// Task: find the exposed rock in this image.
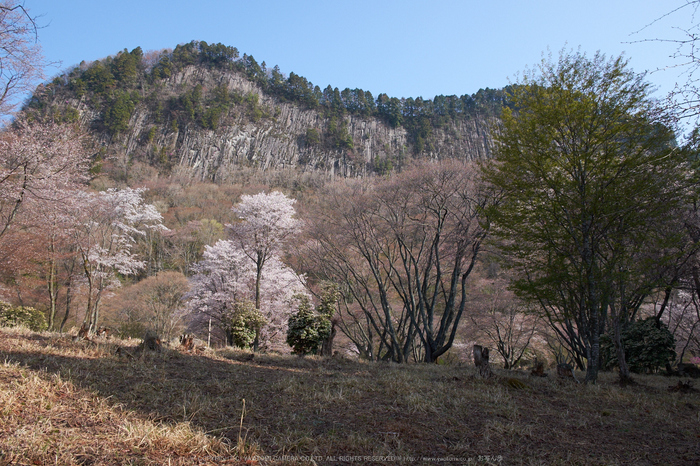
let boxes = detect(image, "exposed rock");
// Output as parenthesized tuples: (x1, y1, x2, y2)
(34, 65, 498, 181)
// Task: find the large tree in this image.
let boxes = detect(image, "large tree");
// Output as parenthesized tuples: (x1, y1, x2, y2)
(306, 162, 490, 363)
(187, 239, 307, 348)
(481, 50, 696, 383)
(228, 191, 300, 348)
(71, 188, 166, 334)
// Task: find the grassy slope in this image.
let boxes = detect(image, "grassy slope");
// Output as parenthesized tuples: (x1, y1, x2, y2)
(0, 327, 698, 466)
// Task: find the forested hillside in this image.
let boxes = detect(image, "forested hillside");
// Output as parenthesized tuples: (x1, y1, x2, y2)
(3, 36, 699, 384)
(22, 41, 505, 179)
(0, 40, 509, 358)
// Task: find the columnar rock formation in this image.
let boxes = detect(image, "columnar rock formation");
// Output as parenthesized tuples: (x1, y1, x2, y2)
(32, 64, 498, 181)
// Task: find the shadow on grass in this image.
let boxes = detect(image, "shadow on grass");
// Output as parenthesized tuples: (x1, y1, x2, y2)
(3, 331, 700, 465)
(0, 333, 461, 459)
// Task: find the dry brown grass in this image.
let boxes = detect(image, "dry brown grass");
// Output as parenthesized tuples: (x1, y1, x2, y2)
(1, 326, 699, 465)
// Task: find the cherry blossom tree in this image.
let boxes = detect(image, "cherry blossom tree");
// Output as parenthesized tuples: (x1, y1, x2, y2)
(187, 239, 308, 349)
(227, 191, 301, 348)
(0, 121, 90, 239)
(70, 188, 166, 334)
(0, 2, 46, 117)
(228, 191, 300, 311)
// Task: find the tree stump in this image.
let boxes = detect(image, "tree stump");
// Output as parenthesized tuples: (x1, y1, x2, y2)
(179, 333, 195, 352)
(556, 363, 580, 382)
(668, 380, 696, 393)
(142, 330, 162, 352)
(115, 331, 162, 360)
(531, 359, 547, 377)
(473, 345, 493, 378)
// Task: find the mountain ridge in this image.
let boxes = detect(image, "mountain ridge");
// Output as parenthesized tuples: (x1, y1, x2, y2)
(23, 41, 504, 180)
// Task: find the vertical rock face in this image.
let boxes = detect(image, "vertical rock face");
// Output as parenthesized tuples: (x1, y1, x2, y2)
(47, 66, 498, 181)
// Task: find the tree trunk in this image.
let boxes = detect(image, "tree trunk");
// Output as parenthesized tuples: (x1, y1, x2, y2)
(473, 345, 493, 378)
(47, 257, 58, 330)
(654, 286, 674, 326)
(586, 338, 600, 383)
(320, 321, 336, 357)
(584, 301, 604, 384)
(82, 258, 94, 332)
(252, 255, 263, 352)
(59, 276, 72, 333)
(613, 318, 632, 383)
(582, 222, 601, 384)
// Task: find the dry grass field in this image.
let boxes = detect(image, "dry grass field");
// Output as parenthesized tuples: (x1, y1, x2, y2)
(0, 326, 698, 466)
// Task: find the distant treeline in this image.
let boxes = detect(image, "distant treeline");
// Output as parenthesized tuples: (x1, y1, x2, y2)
(28, 40, 508, 150)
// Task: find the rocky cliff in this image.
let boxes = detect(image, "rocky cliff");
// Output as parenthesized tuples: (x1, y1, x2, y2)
(26, 45, 500, 182)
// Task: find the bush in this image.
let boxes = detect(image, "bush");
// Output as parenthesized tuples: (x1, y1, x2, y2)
(0, 302, 48, 331)
(286, 295, 331, 355)
(601, 317, 676, 374)
(226, 301, 267, 349)
(117, 321, 147, 339)
(305, 128, 321, 147)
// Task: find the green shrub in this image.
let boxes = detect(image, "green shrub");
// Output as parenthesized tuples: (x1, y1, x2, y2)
(226, 301, 267, 349)
(305, 128, 321, 147)
(0, 302, 48, 331)
(286, 295, 331, 355)
(601, 317, 676, 374)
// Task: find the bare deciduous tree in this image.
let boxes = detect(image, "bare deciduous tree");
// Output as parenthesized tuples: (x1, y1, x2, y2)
(0, 2, 47, 117)
(471, 293, 539, 370)
(632, 1, 700, 122)
(127, 271, 190, 342)
(305, 161, 491, 363)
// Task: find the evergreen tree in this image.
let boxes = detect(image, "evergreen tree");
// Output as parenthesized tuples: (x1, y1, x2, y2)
(286, 294, 331, 355)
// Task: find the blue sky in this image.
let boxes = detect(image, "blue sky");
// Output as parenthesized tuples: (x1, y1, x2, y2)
(25, 1, 692, 103)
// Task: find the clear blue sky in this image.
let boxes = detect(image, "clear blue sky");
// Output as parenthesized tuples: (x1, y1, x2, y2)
(24, 0, 692, 102)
